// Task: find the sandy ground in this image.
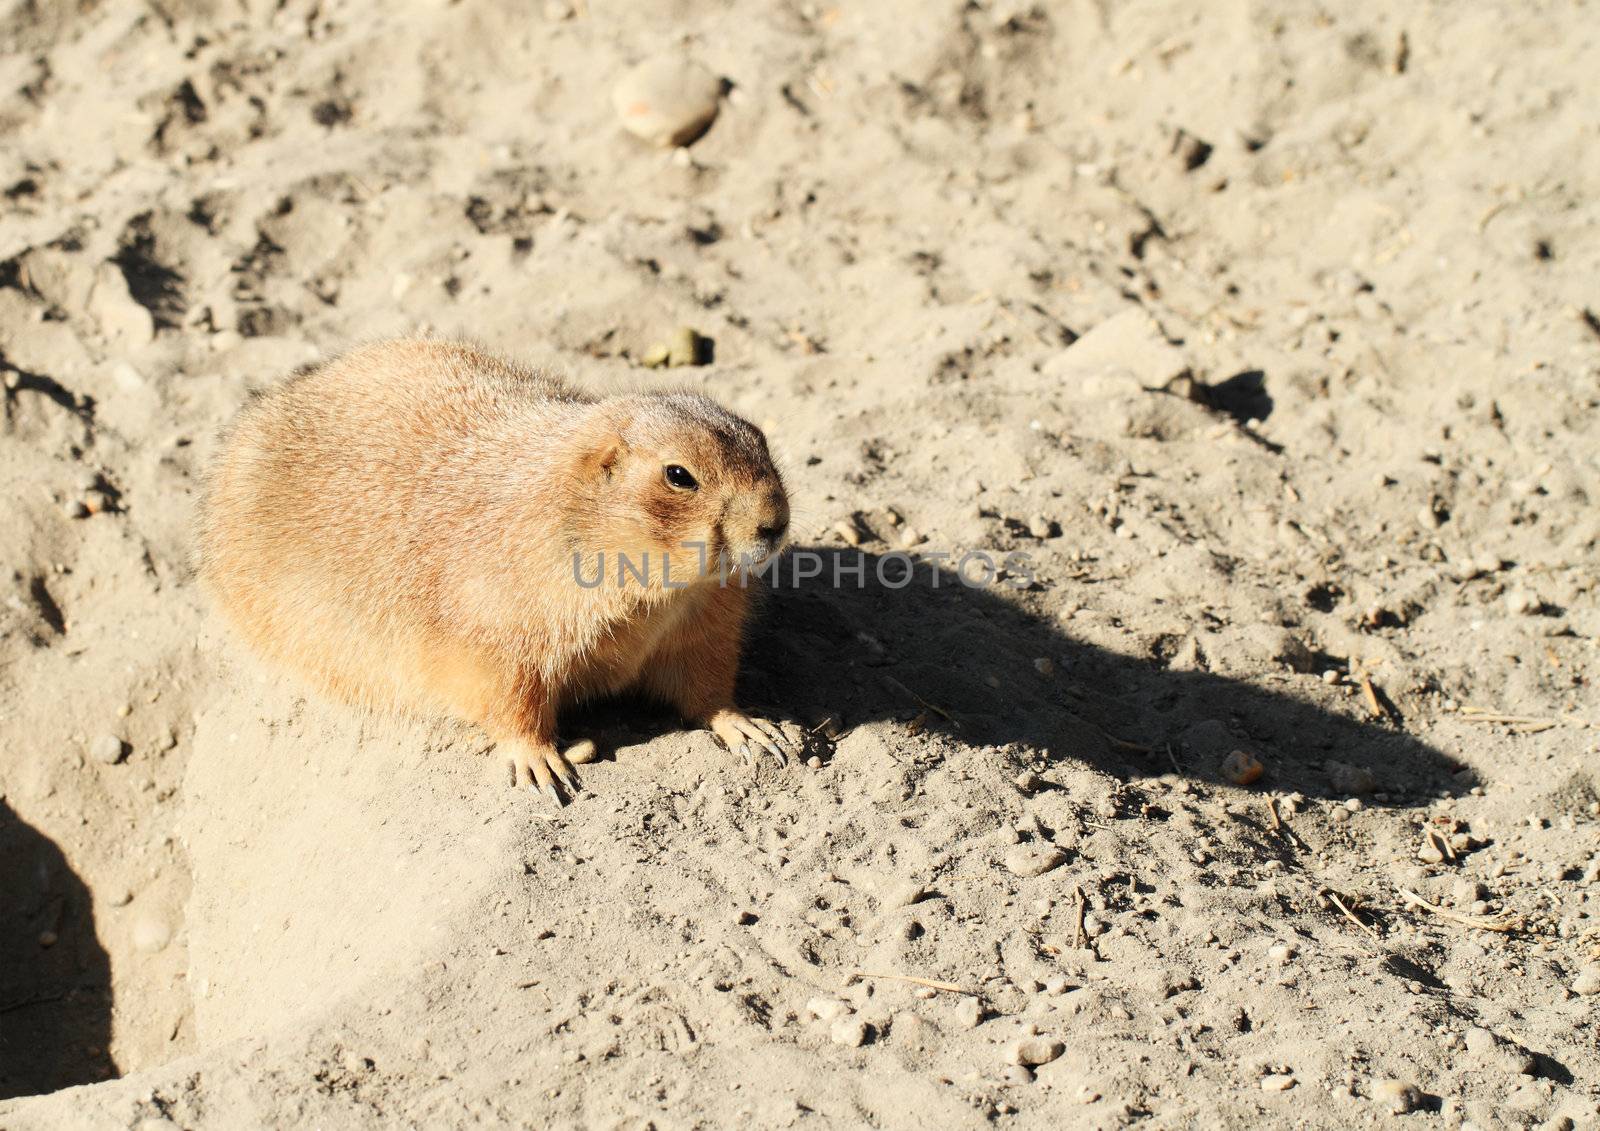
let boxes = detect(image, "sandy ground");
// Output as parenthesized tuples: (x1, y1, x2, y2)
(2, 0, 1598, 1127)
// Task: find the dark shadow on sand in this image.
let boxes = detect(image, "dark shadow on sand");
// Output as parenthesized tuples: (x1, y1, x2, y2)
(729, 548, 1464, 803)
(0, 801, 113, 1099)
(563, 549, 1464, 804)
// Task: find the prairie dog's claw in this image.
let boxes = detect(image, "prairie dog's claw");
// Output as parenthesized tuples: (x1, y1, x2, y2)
(508, 742, 580, 805)
(710, 711, 797, 766)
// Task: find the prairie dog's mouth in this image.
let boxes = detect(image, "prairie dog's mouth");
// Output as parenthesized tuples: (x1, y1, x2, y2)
(723, 539, 783, 572)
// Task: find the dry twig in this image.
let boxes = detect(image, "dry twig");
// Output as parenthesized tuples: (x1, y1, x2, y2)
(1398, 888, 1519, 933)
(851, 971, 980, 997)
(1073, 885, 1091, 950)
(1319, 887, 1383, 943)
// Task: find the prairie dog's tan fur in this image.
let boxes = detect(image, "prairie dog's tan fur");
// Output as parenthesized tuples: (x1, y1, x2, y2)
(199, 338, 795, 800)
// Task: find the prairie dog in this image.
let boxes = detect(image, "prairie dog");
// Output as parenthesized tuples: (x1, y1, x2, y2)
(198, 338, 797, 802)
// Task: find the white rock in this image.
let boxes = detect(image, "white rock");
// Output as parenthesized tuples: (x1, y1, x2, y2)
(1571, 966, 1600, 996)
(1004, 846, 1066, 878)
(89, 733, 126, 765)
(133, 915, 172, 953)
(1260, 1073, 1296, 1092)
(612, 57, 722, 148)
(1373, 1078, 1422, 1114)
(806, 997, 853, 1023)
(1045, 308, 1191, 390)
(1505, 589, 1543, 616)
(830, 1017, 868, 1047)
(881, 882, 927, 910)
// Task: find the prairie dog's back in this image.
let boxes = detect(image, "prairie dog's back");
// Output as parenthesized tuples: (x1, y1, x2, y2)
(199, 338, 589, 710)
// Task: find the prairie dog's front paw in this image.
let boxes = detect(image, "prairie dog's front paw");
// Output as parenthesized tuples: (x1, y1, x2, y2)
(707, 709, 798, 765)
(506, 740, 582, 805)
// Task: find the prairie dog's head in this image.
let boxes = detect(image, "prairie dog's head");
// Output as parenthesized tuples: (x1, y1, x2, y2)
(574, 392, 789, 577)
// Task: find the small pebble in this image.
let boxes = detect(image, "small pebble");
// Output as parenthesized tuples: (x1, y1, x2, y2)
(1221, 749, 1264, 786)
(1003, 846, 1066, 878)
(666, 326, 706, 367)
(1032, 657, 1055, 677)
(1571, 966, 1600, 996)
(1464, 1026, 1536, 1074)
(1008, 1037, 1065, 1067)
(1015, 770, 1044, 794)
(1260, 1073, 1296, 1092)
(133, 915, 172, 954)
(38, 930, 58, 948)
(612, 56, 722, 147)
(1373, 1079, 1422, 1114)
(1028, 514, 1055, 539)
(955, 996, 984, 1029)
(882, 882, 928, 910)
(806, 998, 853, 1023)
(89, 734, 127, 766)
(830, 1017, 869, 1048)
(1504, 589, 1543, 616)
(1327, 761, 1376, 795)
(999, 1065, 1033, 1085)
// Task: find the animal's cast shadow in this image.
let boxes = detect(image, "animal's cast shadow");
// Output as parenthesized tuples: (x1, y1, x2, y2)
(736, 548, 1462, 802)
(568, 548, 1463, 804)
(0, 801, 112, 1099)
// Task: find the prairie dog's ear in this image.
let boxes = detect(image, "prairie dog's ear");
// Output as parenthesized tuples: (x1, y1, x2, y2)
(586, 436, 624, 480)
(576, 405, 631, 481)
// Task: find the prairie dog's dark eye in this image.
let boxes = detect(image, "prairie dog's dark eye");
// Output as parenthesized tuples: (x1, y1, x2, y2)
(664, 464, 698, 491)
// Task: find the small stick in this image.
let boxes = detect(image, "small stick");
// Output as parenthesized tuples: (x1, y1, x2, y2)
(1086, 721, 1152, 755)
(1356, 669, 1385, 720)
(1459, 712, 1561, 726)
(1073, 885, 1090, 949)
(851, 971, 980, 997)
(1320, 888, 1382, 943)
(1397, 888, 1518, 933)
(882, 676, 958, 725)
(1266, 796, 1282, 830)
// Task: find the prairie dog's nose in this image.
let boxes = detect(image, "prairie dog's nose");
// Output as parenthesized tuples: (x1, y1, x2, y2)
(757, 517, 789, 545)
